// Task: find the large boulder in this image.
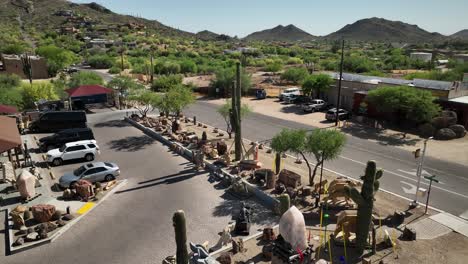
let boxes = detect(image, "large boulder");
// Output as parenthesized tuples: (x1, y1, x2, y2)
(16, 169, 36, 199)
(435, 128, 457, 140)
(449, 124, 466, 138)
(432, 111, 457, 129)
(75, 179, 93, 200)
(32, 204, 56, 223)
(418, 123, 436, 138)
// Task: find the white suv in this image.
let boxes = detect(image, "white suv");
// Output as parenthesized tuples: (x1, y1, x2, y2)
(279, 87, 300, 101)
(47, 140, 100, 166)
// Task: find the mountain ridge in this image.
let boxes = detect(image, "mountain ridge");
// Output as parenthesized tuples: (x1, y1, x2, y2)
(243, 24, 316, 42)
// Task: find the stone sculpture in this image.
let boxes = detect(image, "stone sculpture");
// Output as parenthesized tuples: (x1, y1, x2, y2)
(16, 169, 36, 199)
(278, 206, 307, 251)
(234, 202, 252, 236)
(32, 204, 56, 223)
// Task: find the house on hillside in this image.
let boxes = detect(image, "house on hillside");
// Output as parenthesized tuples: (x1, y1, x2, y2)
(0, 54, 49, 79)
(54, 10, 74, 17)
(410, 52, 432, 62)
(87, 39, 115, 49)
(454, 54, 468, 64)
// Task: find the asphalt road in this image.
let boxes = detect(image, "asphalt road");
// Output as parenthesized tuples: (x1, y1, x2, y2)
(184, 100, 468, 218)
(1, 110, 276, 263)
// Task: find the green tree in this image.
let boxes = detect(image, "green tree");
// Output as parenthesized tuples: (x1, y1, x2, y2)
(127, 90, 160, 117)
(264, 62, 283, 72)
(22, 82, 59, 109)
(179, 59, 198, 74)
(87, 54, 114, 69)
(108, 76, 144, 109)
(0, 74, 23, 108)
(217, 100, 252, 138)
(36, 45, 78, 76)
(366, 86, 441, 124)
(163, 84, 195, 116)
(151, 74, 183, 92)
(210, 67, 252, 95)
(280, 67, 308, 84)
(271, 128, 346, 185)
(68, 71, 104, 88)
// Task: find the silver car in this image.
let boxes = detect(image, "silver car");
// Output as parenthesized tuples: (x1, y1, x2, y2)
(59, 162, 120, 188)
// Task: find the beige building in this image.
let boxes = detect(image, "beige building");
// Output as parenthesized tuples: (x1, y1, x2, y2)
(0, 54, 49, 79)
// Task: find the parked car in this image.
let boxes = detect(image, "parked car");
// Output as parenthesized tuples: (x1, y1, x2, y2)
(47, 140, 100, 166)
(293, 95, 313, 105)
(279, 87, 300, 101)
(325, 108, 351, 121)
(29, 111, 87, 132)
(302, 99, 327, 112)
(255, 89, 267, 99)
(282, 93, 299, 104)
(39, 128, 95, 152)
(58, 162, 120, 189)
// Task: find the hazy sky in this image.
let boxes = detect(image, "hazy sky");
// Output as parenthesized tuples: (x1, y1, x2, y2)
(72, 0, 468, 37)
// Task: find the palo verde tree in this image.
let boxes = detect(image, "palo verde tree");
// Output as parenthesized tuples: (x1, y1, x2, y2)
(127, 90, 160, 118)
(270, 128, 346, 185)
(210, 67, 252, 96)
(161, 84, 195, 117)
(68, 71, 104, 88)
(366, 86, 441, 124)
(217, 100, 252, 138)
(301, 74, 333, 98)
(108, 76, 144, 109)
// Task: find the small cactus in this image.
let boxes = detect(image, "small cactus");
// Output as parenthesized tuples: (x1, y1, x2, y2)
(345, 160, 383, 255)
(278, 193, 290, 216)
(173, 210, 188, 264)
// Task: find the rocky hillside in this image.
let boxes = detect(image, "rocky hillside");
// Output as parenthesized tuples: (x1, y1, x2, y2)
(244, 24, 316, 42)
(0, 0, 193, 38)
(451, 30, 468, 40)
(195, 30, 231, 41)
(325, 17, 446, 43)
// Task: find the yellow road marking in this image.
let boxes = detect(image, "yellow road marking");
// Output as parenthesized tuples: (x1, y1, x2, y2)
(77, 202, 95, 215)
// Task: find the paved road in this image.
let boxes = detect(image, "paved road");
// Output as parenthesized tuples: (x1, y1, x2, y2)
(184, 100, 468, 218)
(1, 110, 276, 263)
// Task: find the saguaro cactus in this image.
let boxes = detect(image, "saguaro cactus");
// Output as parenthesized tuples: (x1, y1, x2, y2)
(344, 160, 383, 254)
(21, 54, 33, 85)
(173, 210, 188, 264)
(278, 193, 291, 216)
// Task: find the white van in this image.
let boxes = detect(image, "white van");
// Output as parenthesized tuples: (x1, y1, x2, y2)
(279, 87, 301, 101)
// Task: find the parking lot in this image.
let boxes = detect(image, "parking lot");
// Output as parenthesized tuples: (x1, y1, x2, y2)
(1, 110, 276, 263)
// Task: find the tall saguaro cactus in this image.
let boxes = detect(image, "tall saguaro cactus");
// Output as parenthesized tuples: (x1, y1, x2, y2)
(173, 210, 189, 264)
(22, 54, 33, 85)
(344, 160, 383, 254)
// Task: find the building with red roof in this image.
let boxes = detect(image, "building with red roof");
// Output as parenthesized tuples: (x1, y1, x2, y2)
(65, 85, 114, 108)
(0, 104, 18, 115)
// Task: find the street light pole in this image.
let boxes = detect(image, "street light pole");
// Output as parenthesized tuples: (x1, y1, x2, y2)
(411, 137, 433, 207)
(335, 39, 345, 127)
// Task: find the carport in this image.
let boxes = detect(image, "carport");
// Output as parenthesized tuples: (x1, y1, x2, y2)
(66, 85, 114, 109)
(0, 116, 22, 168)
(0, 104, 18, 115)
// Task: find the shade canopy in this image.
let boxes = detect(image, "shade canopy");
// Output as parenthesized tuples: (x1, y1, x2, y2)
(66, 85, 113, 98)
(0, 116, 22, 153)
(0, 104, 18, 114)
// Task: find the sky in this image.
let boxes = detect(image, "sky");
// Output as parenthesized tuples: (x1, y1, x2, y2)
(72, 0, 468, 37)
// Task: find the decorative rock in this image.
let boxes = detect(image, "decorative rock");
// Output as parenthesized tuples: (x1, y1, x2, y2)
(278, 169, 301, 188)
(27, 227, 34, 234)
(302, 186, 313, 196)
(17, 169, 37, 199)
(75, 179, 94, 200)
(435, 128, 457, 140)
(15, 228, 27, 236)
(216, 253, 231, 264)
(362, 258, 372, 264)
(279, 206, 307, 251)
(258, 144, 264, 150)
(9, 211, 25, 229)
(218, 133, 224, 137)
(32, 204, 56, 223)
(449, 124, 466, 138)
(262, 244, 273, 260)
(36, 222, 57, 233)
(20, 225, 28, 231)
(213, 128, 219, 133)
(25, 232, 38, 242)
(62, 188, 74, 199)
(231, 239, 244, 254)
(13, 237, 24, 247)
(38, 230, 48, 239)
(51, 210, 63, 221)
(56, 219, 67, 227)
(62, 214, 74, 221)
(23, 210, 32, 221)
(262, 227, 276, 241)
(402, 227, 417, 241)
(266, 149, 272, 154)
(216, 140, 228, 156)
(418, 123, 436, 138)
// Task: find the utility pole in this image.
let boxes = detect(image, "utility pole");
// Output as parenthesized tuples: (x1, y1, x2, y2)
(335, 38, 345, 126)
(410, 137, 433, 208)
(234, 62, 242, 161)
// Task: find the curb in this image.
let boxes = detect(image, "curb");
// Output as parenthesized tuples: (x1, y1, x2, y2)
(6, 179, 128, 255)
(125, 117, 280, 210)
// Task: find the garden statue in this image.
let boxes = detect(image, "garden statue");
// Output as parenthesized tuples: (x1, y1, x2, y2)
(234, 202, 252, 235)
(344, 160, 383, 255)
